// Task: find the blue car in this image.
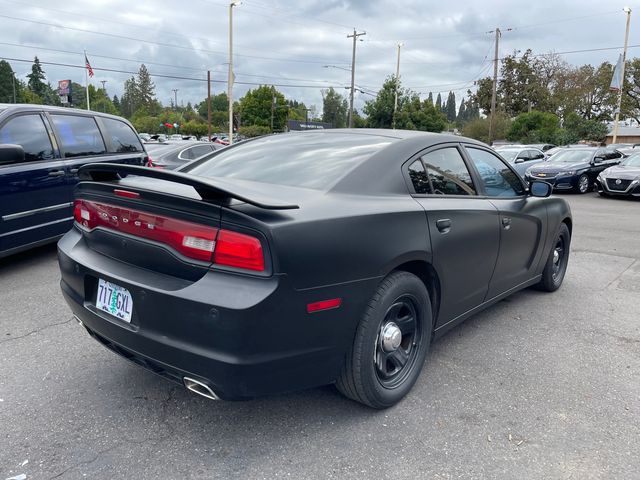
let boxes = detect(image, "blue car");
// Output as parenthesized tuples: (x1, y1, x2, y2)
(0, 104, 148, 258)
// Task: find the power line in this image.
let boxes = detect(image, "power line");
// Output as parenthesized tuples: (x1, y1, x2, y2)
(0, 14, 351, 65)
(0, 56, 352, 90)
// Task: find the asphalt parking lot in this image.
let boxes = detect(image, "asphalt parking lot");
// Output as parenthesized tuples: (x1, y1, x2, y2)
(1, 193, 639, 480)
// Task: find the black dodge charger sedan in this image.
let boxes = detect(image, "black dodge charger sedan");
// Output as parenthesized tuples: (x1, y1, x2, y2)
(525, 146, 623, 193)
(58, 130, 572, 408)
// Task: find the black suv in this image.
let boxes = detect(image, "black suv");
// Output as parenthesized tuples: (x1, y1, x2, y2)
(0, 104, 147, 258)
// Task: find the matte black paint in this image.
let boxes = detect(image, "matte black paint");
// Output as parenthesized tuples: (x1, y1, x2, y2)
(58, 129, 572, 400)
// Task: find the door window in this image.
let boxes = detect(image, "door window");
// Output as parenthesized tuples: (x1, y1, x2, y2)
(102, 118, 143, 153)
(50, 114, 106, 158)
(420, 147, 476, 195)
(0, 114, 54, 164)
(466, 147, 525, 197)
(529, 149, 545, 160)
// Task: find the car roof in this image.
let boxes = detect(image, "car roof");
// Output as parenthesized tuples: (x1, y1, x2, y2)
(0, 103, 132, 122)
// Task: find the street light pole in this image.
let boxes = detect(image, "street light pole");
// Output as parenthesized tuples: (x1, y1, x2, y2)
(488, 27, 501, 145)
(228, 1, 240, 145)
(612, 7, 632, 144)
(347, 29, 366, 128)
(392, 42, 403, 129)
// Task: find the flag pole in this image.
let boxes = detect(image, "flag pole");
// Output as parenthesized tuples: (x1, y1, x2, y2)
(612, 7, 632, 144)
(84, 49, 90, 111)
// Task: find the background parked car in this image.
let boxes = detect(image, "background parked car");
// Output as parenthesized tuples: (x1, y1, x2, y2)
(525, 146, 623, 193)
(595, 152, 640, 197)
(495, 146, 547, 177)
(527, 143, 556, 152)
(0, 104, 147, 257)
(145, 141, 222, 169)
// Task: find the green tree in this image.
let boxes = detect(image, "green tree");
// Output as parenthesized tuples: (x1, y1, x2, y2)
(27, 57, 47, 98)
(435, 92, 442, 111)
(563, 112, 608, 143)
(238, 125, 271, 137)
(426, 92, 433, 107)
(396, 95, 447, 132)
(238, 85, 288, 131)
(363, 76, 404, 128)
(321, 87, 348, 127)
(445, 91, 456, 122)
(507, 111, 560, 143)
(136, 64, 156, 108)
(462, 114, 512, 144)
(0, 60, 20, 103)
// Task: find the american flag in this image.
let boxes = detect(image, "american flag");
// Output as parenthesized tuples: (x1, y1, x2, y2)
(85, 54, 94, 78)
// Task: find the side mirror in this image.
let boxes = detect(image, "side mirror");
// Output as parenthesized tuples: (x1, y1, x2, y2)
(593, 156, 604, 163)
(0, 144, 25, 165)
(530, 181, 552, 198)
(515, 158, 525, 164)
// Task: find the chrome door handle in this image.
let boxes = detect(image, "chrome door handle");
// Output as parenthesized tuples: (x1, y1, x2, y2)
(48, 170, 65, 177)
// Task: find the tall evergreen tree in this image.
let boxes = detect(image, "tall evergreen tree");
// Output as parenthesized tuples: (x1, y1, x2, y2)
(0, 60, 19, 103)
(136, 64, 156, 107)
(321, 87, 348, 127)
(112, 94, 121, 114)
(26, 56, 47, 99)
(426, 92, 434, 107)
(435, 93, 442, 111)
(446, 91, 457, 122)
(457, 100, 466, 123)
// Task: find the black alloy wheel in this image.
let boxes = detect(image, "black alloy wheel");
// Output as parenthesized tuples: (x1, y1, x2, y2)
(537, 222, 571, 292)
(336, 271, 432, 409)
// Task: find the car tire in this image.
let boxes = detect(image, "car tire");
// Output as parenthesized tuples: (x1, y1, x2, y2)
(576, 174, 590, 194)
(336, 271, 432, 409)
(536, 223, 571, 292)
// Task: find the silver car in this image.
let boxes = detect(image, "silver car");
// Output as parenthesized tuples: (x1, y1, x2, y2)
(495, 147, 547, 177)
(595, 153, 640, 197)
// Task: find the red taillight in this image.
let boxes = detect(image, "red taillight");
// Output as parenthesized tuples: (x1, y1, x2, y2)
(73, 200, 265, 270)
(213, 229, 265, 271)
(307, 298, 342, 313)
(146, 155, 153, 167)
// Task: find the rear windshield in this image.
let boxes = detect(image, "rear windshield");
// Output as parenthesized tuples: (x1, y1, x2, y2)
(186, 133, 394, 190)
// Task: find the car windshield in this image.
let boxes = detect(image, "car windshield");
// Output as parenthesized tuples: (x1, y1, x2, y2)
(187, 133, 394, 190)
(497, 150, 519, 162)
(621, 154, 640, 167)
(549, 149, 595, 163)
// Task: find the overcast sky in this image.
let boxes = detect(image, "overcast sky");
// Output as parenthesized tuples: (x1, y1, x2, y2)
(1, 0, 638, 114)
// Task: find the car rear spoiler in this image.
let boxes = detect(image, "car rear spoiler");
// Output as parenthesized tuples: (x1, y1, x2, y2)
(78, 163, 300, 210)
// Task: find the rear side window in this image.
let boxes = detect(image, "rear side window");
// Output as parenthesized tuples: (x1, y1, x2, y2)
(102, 118, 143, 153)
(466, 147, 525, 197)
(0, 114, 54, 164)
(408, 160, 430, 194)
(420, 147, 476, 195)
(181, 145, 214, 160)
(50, 114, 106, 158)
(529, 149, 545, 160)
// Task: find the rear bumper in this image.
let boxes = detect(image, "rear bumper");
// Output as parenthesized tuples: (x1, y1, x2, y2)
(58, 228, 377, 400)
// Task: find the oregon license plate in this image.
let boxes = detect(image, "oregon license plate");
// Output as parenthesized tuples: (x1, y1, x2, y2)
(96, 278, 133, 323)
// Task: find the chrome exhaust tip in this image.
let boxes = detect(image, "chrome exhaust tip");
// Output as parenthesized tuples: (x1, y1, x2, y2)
(183, 377, 219, 400)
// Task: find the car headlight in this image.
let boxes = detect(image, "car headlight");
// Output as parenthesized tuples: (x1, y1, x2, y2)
(597, 172, 605, 181)
(557, 170, 575, 176)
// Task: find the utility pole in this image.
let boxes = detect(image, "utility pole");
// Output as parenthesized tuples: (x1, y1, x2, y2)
(347, 29, 366, 128)
(270, 89, 276, 132)
(207, 70, 212, 141)
(172, 89, 179, 111)
(228, 1, 240, 145)
(392, 42, 403, 129)
(12, 73, 16, 103)
(612, 7, 632, 144)
(100, 80, 107, 112)
(488, 28, 501, 145)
